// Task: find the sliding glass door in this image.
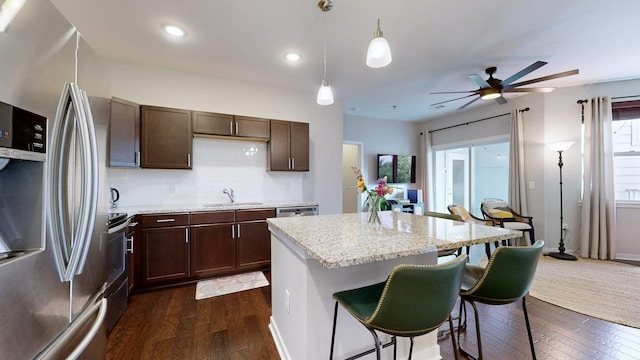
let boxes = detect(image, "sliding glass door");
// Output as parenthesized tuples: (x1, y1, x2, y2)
(433, 140, 509, 215)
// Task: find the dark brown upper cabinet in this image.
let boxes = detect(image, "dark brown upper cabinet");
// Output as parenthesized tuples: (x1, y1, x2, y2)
(269, 120, 309, 171)
(140, 105, 192, 169)
(193, 111, 270, 141)
(109, 97, 140, 167)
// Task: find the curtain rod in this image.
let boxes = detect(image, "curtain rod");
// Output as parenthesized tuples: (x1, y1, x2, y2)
(578, 95, 640, 103)
(427, 108, 529, 134)
(613, 95, 640, 100)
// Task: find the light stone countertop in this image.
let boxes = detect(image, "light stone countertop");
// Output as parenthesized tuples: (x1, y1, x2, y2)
(267, 211, 522, 269)
(112, 201, 318, 217)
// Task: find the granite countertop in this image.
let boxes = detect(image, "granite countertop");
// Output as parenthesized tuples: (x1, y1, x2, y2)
(112, 201, 318, 217)
(267, 211, 522, 269)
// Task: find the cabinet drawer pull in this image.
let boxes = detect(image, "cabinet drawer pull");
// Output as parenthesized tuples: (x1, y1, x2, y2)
(235, 121, 238, 134)
(156, 219, 176, 223)
(188, 154, 191, 167)
(231, 224, 235, 238)
(185, 228, 189, 243)
(237, 224, 241, 238)
(230, 121, 233, 134)
(128, 221, 139, 228)
(292, 158, 295, 170)
(135, 151, 140, 166)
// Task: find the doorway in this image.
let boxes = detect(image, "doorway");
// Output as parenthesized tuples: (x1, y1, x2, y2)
(342, 142, 363, 213)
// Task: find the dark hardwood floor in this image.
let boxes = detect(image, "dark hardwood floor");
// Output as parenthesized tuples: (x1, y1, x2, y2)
(107, 271, 640, 360)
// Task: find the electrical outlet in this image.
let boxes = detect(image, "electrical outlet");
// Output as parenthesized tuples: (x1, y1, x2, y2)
(284, 289, 290, 313)
(169, 184, 177, 193)
(562, 223, 568, 230)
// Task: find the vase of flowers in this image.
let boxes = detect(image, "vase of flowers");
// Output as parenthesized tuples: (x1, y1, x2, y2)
(352, 167, 394, 225)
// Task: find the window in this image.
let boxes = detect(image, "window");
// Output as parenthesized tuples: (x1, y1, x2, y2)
(433, 140, 510, 215)
(612, 100, 640, 201)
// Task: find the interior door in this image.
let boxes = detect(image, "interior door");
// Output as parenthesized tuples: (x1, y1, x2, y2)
(446, 152, 469, 209)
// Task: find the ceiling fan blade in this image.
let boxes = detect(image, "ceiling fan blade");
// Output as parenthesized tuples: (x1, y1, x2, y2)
(502, 61, 547, 85)
(430, 93, 477, 106)
(508, 69, 579, 88)
(503, 87, 556, 93)
(430, 90, 477, 94)
(494, 96, 507, 105)
(458, 96, 481, 110)
(469, 74, 490, 88)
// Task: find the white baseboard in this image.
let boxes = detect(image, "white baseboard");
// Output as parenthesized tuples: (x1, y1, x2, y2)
(269, 316, 291, 360)
(615, 253, 640, 261)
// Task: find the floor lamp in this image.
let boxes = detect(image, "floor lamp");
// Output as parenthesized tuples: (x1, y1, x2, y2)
(547, 141, 577, 261)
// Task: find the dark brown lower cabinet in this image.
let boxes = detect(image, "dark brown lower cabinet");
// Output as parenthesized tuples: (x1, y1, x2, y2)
(142, 226, 190, 284)
(236, 220, 272, 271)
(236, 208, 276, 271)
(135, 208, 275, 291)
(190, 223, 235, 278)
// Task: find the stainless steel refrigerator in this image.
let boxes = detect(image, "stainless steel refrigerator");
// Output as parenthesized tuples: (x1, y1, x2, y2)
(0, 0, 112, 358)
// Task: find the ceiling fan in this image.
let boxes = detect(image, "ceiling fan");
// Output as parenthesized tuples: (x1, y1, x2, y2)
(430, 61, 579, 110)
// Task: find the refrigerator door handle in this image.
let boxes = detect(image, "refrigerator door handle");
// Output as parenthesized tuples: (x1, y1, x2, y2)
(74, 88, 99, 275)
(34, 295, 108, 360)
(66, 298, 107, 360)
(48, 83, 99, 282)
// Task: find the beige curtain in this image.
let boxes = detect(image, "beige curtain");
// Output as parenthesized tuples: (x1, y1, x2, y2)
(508, 109, 528, 215)
(418, 131, 434, 210)
(580, 96, 616, 259)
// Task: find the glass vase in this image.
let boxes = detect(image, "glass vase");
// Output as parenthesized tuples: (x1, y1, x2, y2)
(368, 195, 382, 225)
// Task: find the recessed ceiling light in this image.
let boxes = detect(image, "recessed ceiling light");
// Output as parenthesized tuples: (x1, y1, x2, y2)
(284, 52, 302, 63)
(163, 24, 186, 37)
(0, 0, 26, 32)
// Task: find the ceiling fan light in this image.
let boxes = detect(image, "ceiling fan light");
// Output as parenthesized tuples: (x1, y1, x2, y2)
(366, 28, 392, 68)
(317, 79, 334, 105)
(480, 88, 501, 100)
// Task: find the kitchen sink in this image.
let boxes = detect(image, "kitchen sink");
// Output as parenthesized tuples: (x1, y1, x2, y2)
(202, 202, 263, 207)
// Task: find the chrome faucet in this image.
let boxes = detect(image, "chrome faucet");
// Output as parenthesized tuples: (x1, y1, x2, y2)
(223, 188, 235, 204)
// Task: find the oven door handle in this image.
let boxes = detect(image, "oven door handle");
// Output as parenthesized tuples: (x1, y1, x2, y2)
(108, 218, 131, 235)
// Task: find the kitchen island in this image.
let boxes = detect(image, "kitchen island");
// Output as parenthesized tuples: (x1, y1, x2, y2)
(267, 211, 521, 360)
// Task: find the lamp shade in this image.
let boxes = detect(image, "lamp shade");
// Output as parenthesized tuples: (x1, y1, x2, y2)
(548, 141, 575, 152)
(366, 36, 392, 68)
(317, 80, 334, 105)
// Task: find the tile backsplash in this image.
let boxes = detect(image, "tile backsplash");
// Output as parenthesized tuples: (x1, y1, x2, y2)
(108, 137, 309, 207)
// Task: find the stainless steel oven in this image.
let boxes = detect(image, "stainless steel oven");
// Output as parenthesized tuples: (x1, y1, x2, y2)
(105, 213, 129, 332)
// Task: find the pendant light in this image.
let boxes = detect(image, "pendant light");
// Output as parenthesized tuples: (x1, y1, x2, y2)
(366, 0, 392, 68)
(317, 0, 334, 105)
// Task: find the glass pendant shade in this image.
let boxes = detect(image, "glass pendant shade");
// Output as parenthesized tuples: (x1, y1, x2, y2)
(366, 26, 392, 68)
(317, 79, 334, 105)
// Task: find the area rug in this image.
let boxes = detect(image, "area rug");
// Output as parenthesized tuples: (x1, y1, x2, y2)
(195, 271, 269, 300)
(529, 255, 640, 328)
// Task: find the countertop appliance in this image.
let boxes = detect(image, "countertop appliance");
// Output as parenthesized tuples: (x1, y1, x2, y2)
(110, 187, 120, 208)
(0, 85, 108, 358)
(276, 205, 319, 217)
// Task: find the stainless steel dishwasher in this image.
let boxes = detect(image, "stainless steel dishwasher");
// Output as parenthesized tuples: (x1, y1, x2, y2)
(276, 205, 319, 217)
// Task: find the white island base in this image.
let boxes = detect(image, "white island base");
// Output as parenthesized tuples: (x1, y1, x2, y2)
(268, 233, 442, 360)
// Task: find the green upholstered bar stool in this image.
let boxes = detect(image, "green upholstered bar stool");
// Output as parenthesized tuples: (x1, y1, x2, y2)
(457, 240, 544, 360)
(329, 255, 467, 360)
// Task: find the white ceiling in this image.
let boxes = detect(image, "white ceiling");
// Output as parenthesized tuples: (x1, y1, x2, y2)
(49, 0, 640, 122)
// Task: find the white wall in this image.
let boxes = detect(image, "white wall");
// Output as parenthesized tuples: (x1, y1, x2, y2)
(343, 114, 420, 200)
(104, 60, 343, 215)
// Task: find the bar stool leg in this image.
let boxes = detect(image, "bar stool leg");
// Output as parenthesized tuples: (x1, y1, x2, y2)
(329, 302, 339, 360)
